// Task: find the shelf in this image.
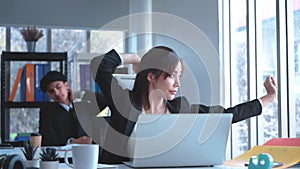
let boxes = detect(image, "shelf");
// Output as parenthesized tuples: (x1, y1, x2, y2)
(1, 51, 68, 142)
(1, 102, 50, 108)
(1, 51, 68, 61)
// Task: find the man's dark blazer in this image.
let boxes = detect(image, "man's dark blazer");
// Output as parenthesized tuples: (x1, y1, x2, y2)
(91, 49, 262, 164)
(39, 102, 88, 146)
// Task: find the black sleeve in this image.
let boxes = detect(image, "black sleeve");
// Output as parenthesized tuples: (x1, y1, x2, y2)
(90, 49, 123, 111)
(191, 99, 262, 123)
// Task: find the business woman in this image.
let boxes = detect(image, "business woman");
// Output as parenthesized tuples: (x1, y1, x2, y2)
(91, 46, 277, 164)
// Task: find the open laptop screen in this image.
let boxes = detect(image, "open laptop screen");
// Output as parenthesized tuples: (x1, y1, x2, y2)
(125, 113, 233, 168)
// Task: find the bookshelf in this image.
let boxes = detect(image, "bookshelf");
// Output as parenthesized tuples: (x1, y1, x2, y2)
(0, 51, 68, 143)
(69, 52, 131, 96)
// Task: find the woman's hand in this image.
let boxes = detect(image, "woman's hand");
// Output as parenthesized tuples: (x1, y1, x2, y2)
(260, 76, 277, 107)
(121, 53, 141, 73)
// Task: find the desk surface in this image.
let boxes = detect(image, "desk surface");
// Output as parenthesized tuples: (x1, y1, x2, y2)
(59, 163, 300, 169)
(1, 148, 299, 169)
(58, 163, 246, 169)
(0, 148, 246, 169)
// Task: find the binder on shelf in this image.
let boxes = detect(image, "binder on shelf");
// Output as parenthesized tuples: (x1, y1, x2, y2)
(20, 65, 26, 101)
(80, 64, 102, 93)
(34, 64, 45, 101)
(43, 64, 50, 101)
(21, 64, 35, 102)
(91, 78, 101, 93)
(79, 64, 91, 91)
(8, 68, 23, 101)
(35, 64, 51, 101)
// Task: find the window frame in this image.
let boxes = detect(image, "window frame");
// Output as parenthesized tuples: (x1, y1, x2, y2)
(221, 0, 299, 158)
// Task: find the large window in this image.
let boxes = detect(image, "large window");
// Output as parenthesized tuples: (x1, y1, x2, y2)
(223, 0, 300, 158)
(256, 0, 278, 145)
(0, 26, 125, 140)
(229, 0, 249, 157)
(293, 0, 300, 137)
(0, 27, 5, 51)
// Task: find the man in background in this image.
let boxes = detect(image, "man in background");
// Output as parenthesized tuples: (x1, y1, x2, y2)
(39, 71, 92, 146)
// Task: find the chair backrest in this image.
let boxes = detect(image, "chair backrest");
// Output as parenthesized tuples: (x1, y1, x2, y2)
(74, 99, 110, 145)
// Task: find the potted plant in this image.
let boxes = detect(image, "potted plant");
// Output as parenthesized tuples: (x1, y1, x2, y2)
(20, 26, 44, 42)
(39, 147, 60, 169)
(19, 25, 44, 52)
(21, 141, 39, 169)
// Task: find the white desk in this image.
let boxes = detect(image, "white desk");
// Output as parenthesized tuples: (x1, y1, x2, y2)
(59, 163, 300, 169)
(0, 148, 245, 169)
(58, 163, 246, 169)
(1, 148, 299, 169)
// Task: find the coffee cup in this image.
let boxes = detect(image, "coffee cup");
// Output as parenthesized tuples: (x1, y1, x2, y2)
(64, 144, 99, 169)
(30, 133, 42, 148)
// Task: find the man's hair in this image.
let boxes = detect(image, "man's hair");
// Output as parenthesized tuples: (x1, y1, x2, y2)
(40, 71, 67, 92)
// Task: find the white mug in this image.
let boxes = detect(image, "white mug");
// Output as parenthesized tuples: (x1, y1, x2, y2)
(64, 144, 99, 169)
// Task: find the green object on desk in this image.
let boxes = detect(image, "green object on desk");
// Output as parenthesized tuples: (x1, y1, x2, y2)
(248, 153, 274, 169)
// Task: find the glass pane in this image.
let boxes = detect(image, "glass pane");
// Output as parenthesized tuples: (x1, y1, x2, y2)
(35, 28, 47, 52)
(294, 0, 300, 137)
(0, 26, 5, 51)
(90, 30, 124, 53)
(52, 29, 87, 53)
(11, 27, 26, 52)
(10, 108, 39, 141)
(256, 0, 278, 142)
(230, 0, 249, 157)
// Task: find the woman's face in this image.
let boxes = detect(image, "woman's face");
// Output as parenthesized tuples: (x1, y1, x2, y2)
(148, 61, 182, 100)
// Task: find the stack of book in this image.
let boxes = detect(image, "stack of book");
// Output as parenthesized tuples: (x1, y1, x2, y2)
(79, 64, 101, 93)
(9, 63, 50, 102)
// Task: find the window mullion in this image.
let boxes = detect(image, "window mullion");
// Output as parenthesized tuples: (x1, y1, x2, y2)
(255, 0, 266, 146)
(286, 0, 296, 138)
(277, 0, 289, 138)
(6, 27, 10, 51)
(87, 31, 91, 52)
(222, 0, 232, 159)
(47, 29, 51, 52)
(247, 0, 258, 148)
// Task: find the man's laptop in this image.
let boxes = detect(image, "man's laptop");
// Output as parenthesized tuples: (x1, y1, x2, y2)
(124, 113, 233, 168)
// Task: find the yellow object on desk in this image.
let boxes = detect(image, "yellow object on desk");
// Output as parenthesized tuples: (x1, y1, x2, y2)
(223, 146, 300, 169)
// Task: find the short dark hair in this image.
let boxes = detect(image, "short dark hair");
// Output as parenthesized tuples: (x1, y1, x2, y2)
(40, 71, 67, 92)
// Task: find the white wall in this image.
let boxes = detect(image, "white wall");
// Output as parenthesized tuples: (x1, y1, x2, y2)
(152, 0, 220, 105)
(0, 0, 130, 29)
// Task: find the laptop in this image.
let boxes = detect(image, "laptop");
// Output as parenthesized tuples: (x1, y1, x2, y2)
(124, 113, 233, 168)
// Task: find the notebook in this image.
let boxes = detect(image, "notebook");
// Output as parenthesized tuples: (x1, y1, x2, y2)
(124, 113, 233, 168)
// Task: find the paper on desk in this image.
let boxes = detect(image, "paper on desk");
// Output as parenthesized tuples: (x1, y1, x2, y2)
(223, 146, 300, 169)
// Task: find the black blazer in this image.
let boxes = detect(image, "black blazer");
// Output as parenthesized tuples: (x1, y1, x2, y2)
(91, 49, 262, 164)
(39, 102, 88, 146)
